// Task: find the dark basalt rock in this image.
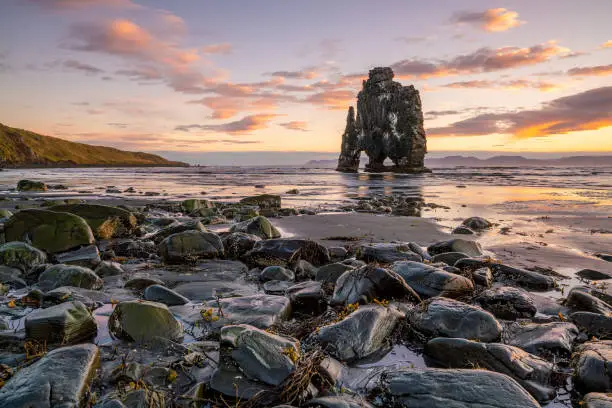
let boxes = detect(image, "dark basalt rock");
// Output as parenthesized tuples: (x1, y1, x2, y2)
(565, 287, 612, 315)
(572, 340, 612, 393)
(571, 312, 612, 339)
(391, 261, 474, 299)
(336, 67, 428, 173)
(244, 238, 330, 267)
(503, 321, 578, 358)
(475, 286, 537, 320)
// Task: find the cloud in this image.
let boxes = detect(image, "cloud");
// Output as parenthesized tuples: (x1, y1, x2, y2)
(451, 8, 524, 32)
(391, 41, 570, 79)
(428, 86, 612, 138)
(202, 43, 233, 55)
(601, 40, 612, 49)
(305, 89, 356, 110)
(395, 36, 435, 44)
(442, 79, 559, 92)
(175, 114, 280, 135)
(107, 123, 128, 128)
(268, 69, 319, 80)
(568, 64, 612, 77)
(62, 59, 105, 75)
(279, 121, 309, 132)
(27, 0, 140, 9)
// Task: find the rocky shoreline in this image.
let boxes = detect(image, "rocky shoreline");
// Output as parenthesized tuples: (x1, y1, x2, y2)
(0, 181, 611, 407)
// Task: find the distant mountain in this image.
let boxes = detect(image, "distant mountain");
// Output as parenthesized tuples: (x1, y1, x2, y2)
(0, 123, 186, 168)
(304, 155, 612, 168)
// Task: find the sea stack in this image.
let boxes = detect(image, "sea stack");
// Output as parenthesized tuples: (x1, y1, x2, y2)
(336, 67, 428, 173)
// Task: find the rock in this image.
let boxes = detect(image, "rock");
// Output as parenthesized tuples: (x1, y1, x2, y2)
(220, 324, 299, 386)
(305, 396, 374, 408)
(577, 269, 612, 280)
(427, 238, 483, 258)
(202, 294, 291, 330)
(472, 266, 493, 287)
(159, 230, 224, 263)
(475, 286, 537, 320)
(0, 209, 13, 219)
(566, 287, 612, 315)
(260, 265, 295, 282)
(4, 209, 95, 254)
(239, 194, 281, 209)
(294, 259, 318, 280)
(110, 239, 156, 258)
(331, 264, 420, 306)
(53, 244, 100, 268)
(25, 301, 96, 344)
(391, 261, 473, 299)
(0, 344, 99, 407)
(491, 264, 555, 291)
(408, 297, 502, 342)
(336, 67, 428, 173)
(230, 216, 281, 240)
(462, 216, 493, 231)
(222, 232, 261, 259)
(124, 276, 164, 291)
(452, 226, 474, 235)
(286, 281, 326, 314)
(317, 304, 403, 361)
(94, 261, 124, 277)
(49, 204, 137, 239)
(38, 264, 103, 291)
(425, 337, 555, 403)
(150, 219, 207, 244)
(376, 368, 540, 408)
(263, 280, 292, 295)
(355, 243, 421, 264)
(0, 241, 46, 272)
(244, 238, 330, 267)
(181, 198, 213, 213)
(144, 284, 189, 306)
(431, 251, 469, 266)
(316, 262, 354, 284)
(572, 340, 612, 393)
(595, 253, 612, 262)
(503, 321, 578, 358)
(210, 359, 274, 399)
(582, 392, 612, 408)
(571, 312, 612, 339)
(0, 265, 26, 288)
(17, 179, 47, 191)
(109, 300, 183, 343)
(328, 246, 348, 261)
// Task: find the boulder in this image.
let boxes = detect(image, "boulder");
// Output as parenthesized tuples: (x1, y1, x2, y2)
(503, 322, 578, 358)
(230, 216, 281, 240)
(305, 396, 374, 408)
(17, 179, 47, 191)
(94, 261, 124, 277)
(427, 238, 483, 257)
(331, 264, 420, 306)
(452, 226, 474, 235)
(144, 285, 189, 306)
(475, 286, 537, 320)
(49, 204, 137, 239)
(391, 261, 473, 299)
(491, 264, 555, 291)
(572, 340, 612, 393)
(4, 209, 95, 254)
(425, 337, 555, 403)
(0, 209, 13, 219)
(571, 312, 612, 339)
(462, 216, 492, 231)
(220, 324, 299, 386)
(239, 194, 281, 209)
(472, 266, 493, 287)
(316, 262, 354, 284)
(150, 219, 207, 244)
(286, 281, 326, 315)
(202, 294, 292, 330)
(159, 230, 224, 263)
(0, 344, 99, 407)
(38, 264, 103, 291)
(355, 243, 421, 264)
(0, 265, 26, 288)
(53, 244, 100, 268)
(108, 300, 183, 343)
(317, 304, 403, 361)
(431, 251, 469, 266)
(566, 287, 612, 315)
(25, 301, 97, 344)
(0, 241, 47, 272)
(260, 265, 295, 282)
(577, 269, 612, 280)
(222, 232, 261, 259)
(376, 368, 540, 408)
(263, 280, 293, 295)
(244, 238, 330, 267)
(124, 275, 163, 291)
(181, 199, 213, 213)
(582, 393, 612, 408)
(408, 297, 502, 342)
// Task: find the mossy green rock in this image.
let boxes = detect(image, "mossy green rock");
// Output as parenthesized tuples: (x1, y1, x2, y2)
(0, 241, 47, 272)
(25, 301, 97, 344)
(17, 179, 47, 191)
(239, 194, 281, 209)
(109, 300, 183, 343)
(159, 230, 224, 263)
(4, 209, 94, 253)
(182, 199, 213, 213)
(49, 204, 137, 239)
(230, 216, 281, 240)
(38, 264, 103, 291)
(0, 209, 13, 218)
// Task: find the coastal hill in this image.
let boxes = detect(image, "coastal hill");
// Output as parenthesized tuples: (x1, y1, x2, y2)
(0, 123, 186, 167)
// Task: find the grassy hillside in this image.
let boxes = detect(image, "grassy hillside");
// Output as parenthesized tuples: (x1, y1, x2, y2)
(0, 123, 186, 167)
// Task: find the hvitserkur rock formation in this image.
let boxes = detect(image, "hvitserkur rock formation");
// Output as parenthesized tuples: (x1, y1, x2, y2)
(336, 67, 428, 173)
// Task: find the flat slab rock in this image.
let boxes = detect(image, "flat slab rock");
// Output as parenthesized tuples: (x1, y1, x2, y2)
(391, 261, 473, 299)
(572, 340, 612, 393)
(377, 368, 540, 408)
(503, 321, 578, 358)
(0, 343, 99, 408)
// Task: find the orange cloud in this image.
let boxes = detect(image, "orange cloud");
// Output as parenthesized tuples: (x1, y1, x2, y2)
(568, 64, 612, 77)
(28, 0, 140, 10)
(175, 114, 280, 135)
(202, 43, 233, 55)
(305, 89, 356, 110)
(601, 40, 612, 48)
(443, 79, 560, 92)
(452, 8, 525, 32)
(279, 121, 309, 132)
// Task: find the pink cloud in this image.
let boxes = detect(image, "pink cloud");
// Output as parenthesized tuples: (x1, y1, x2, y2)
(568, 64, 612, 77)
(175, 114, 281, 135)
(279, 121, 309, 132)
(452, 8, 525, 32)
(202, 43, 233, 55)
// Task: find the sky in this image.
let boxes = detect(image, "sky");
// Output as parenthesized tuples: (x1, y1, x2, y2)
(1, 0, 611, 164)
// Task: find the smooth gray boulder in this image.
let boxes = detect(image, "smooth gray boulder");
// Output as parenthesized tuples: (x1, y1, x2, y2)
(149, 219, 207, 244)
(0, 344, 99, 408)
(38, 264, 103, 291)
(25, 301, 97, 345)
(376, 368, 540, 408)
(572, 340, 612, 393)
(263, 280, 293, 295)
(475, 286, 537, 320)
(491, 264, 555, 291)
(317, 304, 403, 361)
(571, 312, 612, 339)
(159, 230, 223, 263)
(94, 261, 124, 277)
(462, 217, 492, 231)
(331, 265, 420, 306)
(566, 287, 612, 315)
(316, 262, 354, 284)
(53, 245, 100, 268)
(355, 243, 421, 263)
(109, 300, 183, 343)
(230, 216, 281, 239)
(144, 284, 189, 306)
(286, 281, 326, 314)
(202, 294, 292, 330)
(391, 261, 473, 299)
(503, 321, 578, 358)
(431, 252, 469, 266)
(425, 337, 555, 403)
(260, 265, 295, 282)
(408, 297, 502, 342)
(427, 238, 483, 258)
(0, 265, 26, 288)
